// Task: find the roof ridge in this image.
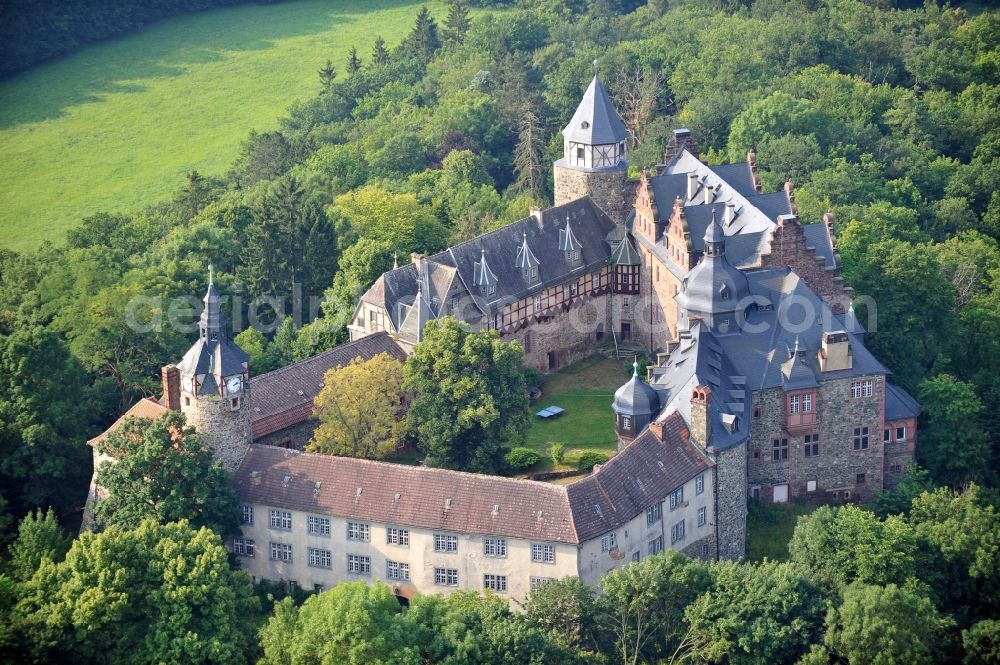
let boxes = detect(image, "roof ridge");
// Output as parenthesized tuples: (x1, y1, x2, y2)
(245, 444, 570, 494)
(250, 332, 396, 383)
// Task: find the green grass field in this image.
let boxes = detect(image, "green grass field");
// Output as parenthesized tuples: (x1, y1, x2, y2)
(746, 499, 815, 562)
(0, 0, 444, 253)
(524, 356, 630, 474)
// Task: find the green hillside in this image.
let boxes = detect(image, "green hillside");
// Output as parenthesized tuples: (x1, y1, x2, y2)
(0, 0, 443, 252)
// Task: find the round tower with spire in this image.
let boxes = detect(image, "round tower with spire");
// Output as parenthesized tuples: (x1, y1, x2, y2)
(175, 267, 252, 471)
(612, 360, 661, 449)
(553, 63, 629, 224)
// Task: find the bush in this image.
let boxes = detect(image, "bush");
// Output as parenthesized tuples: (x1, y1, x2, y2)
(505, 447, 541, 471)
(577, 452, 607, 472)
(549, 442, 566, 465)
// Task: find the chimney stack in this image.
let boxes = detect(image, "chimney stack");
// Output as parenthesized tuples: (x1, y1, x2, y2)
(687, 173, 699, 202)
(410, 252, 424, 272)
(704, 183, 714, 205)
(724, 202, 736, 226)
(690, 385, 711, 447)
(529, 207, 542, 223)
(747, 150, 762, 193)
(162, 365, 181, 411)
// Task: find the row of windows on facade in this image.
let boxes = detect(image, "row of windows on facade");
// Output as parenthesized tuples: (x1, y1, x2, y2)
(234, 539, 554, 593)
(243, 507, 557, 563)
(768, 424, 906, 463)
(599, 497, 708, 554)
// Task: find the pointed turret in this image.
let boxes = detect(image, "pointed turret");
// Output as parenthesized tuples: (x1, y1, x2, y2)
(553, 66, 629, 222)
(516, 231, 541, 282)
(175, 267, 252, 471)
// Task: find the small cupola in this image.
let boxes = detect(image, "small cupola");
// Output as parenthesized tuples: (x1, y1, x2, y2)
(473, 248, 498, 297)
(559, 214, 583, 265)
(516, 231, 540, 284)
(612, 361, 661, 446)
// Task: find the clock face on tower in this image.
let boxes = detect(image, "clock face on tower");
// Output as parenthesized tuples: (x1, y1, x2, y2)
(226, 375, 243, 394)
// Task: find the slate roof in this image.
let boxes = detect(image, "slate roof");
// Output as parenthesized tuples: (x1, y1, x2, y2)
(567, 413, 710, 542)
(649, 324, 750, 451)
(801, 221, 839, 269)
(236, 445, 579, 544)
(88, 397, 170, 446)
(359, 198, 619, 323)
(613, 369, 661, 417)
(250, 332, 407, 439)
(885, 383, 920, 421)
(562, 74, 629, 146)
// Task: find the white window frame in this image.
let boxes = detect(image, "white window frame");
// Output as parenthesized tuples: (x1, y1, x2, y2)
(896, 426, 906, 441)
(241, 504, 254, 525)
(347, 522, 370, 541)
(669, 487, 684, 510)
(233, 537, 255, 557)
(695, 474, 704, 495)
(386, 527, 410, 547)
(484, 537, 507, 558)
(434, 533, 458, 553)
(307, 515, 331, 536)
(434, 568, 459, 586)
(347, 554, 371, 576)
(530, 577, 554, 592)
(483, 574, 507, 593)
(789, 394, 800, 414)
(387, 560, 410, 581)
(803, 392, 813, 413)
(670, 520, 685, 544)
(698, 506, 707, 527)
(268, 509, 291, 530)
(269, 542, 292, 562)
(646, 502, 662, 526)
(308, 547, 331, 569)
(648, 535, 663, 555)
(600, 532, 617, 553)
(531, 543, 555, 563)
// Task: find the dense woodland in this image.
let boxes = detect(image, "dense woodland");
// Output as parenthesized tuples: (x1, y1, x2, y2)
(0, 0, 998, 661)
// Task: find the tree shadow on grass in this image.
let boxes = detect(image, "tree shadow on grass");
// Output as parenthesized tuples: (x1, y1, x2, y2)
(0, 0, 417, 129)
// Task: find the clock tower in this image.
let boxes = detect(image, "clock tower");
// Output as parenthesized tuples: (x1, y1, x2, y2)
(172, 268, 252, 471)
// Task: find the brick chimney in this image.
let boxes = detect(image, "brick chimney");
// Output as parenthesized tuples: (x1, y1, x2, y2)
(162, 365, 181, 411)
(690, 385, 711, 447)
(529, 207, 542, 223)
(784, 180, 798, 215)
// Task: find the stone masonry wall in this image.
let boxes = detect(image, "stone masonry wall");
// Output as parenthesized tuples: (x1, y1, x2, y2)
(504, 292, 614, 373)
(554, 164, 627, 225)
(747, 376, 885, 502)
(254, 418, 317, 450)
(182, 385, 252, 472)
(712, 443, 747, 560)
(883, 416, 917, 490)
(681, 533, 717, 562)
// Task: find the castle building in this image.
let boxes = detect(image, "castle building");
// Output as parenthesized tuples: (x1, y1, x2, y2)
(83, 72, 919, 601)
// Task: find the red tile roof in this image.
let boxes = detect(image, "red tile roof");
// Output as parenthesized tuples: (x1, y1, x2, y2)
(235, 446, 578, 544)
(250, 332, 407, 439)
(566, 413, 711, 542)
(87, 397, 170, 447)
(235, 413, 712, 544)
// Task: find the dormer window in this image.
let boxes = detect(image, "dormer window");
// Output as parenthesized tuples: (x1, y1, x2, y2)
(523, 266, 539, 281)
(484, 284, 496, 296)
(567, 249, 581, 264)
(576, 146, 585, 160)
(720, 283, 730, 300)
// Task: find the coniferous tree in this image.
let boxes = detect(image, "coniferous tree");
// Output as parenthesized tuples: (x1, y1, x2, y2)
(346, 46, 361, 74)
(513, 108, 547, 202)
(442, 0, 470, 46)
(317, 59, 336, 93)
(407, 7, 440, 60)
(371, 36, 390, 67)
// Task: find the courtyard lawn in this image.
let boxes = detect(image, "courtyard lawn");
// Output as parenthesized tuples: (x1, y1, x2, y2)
(524, 356, 631, 473)
(0, 0, 445, 252)
(746, 499, 816, 562)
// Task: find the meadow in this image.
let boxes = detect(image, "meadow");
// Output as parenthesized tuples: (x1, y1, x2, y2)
(0, 0, 444, 252)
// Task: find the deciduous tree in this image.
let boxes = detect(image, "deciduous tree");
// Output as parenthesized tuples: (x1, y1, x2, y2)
(95, 412, 240, 538)
(309, 353, 405, 459)
(403, 318, 530, 473)
(16, 519, 258, 664)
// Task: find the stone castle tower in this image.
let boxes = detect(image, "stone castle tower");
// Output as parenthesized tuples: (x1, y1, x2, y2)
(553, 69, 629, 224)
(165, 270, 252, 471)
